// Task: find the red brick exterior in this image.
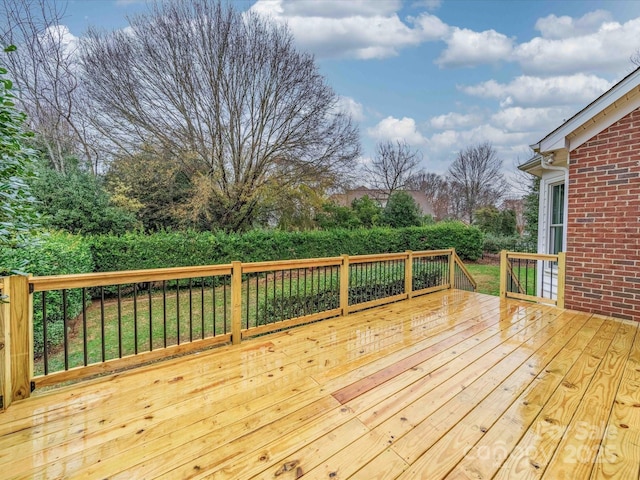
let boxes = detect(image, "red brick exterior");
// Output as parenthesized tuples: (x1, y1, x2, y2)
(566, 107, 640, 321)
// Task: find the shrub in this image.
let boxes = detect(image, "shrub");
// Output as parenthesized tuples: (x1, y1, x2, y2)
(0, 46, 41, 278)
(1, 232, 93, 356)
(381, 191, 423, 228)
(29, 163, 139, 235)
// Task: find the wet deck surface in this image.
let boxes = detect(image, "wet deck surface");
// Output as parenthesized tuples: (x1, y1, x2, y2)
(1, 290, 638, 479)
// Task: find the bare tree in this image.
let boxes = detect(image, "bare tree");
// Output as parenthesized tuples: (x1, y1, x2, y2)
(364, 140, 421, 196)
(81, 0, 360, 231)
(448, 142, 504, 224)
(407, 171, 453, 220)
(0, 0, 99, 173)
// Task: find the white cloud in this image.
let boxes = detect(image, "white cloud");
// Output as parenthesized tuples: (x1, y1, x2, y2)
(273, 0, 402, 18)
(41, 25, 79, 54)
(430, 112, 483, 129)
(368, 116, 427, 145)
(535, 10, 612, 39)
(250, 0, 449, 59)
(491, 106, 575, 133)
(336, 96, 365, 121)
(429, 124, 530, 152)
(412, 0, 442, 10)
(515, 16, 640, 74)
(461, 74, 612, 107)
(436, 28, 513, 67)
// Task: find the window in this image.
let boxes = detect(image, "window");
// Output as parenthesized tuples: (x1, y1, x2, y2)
(549, 182, 565, 254)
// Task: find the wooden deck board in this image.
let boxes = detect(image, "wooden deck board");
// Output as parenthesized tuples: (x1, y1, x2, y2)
(0, 291, 638, 479)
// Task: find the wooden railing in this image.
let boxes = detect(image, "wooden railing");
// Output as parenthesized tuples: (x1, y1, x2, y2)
(0, 248, 475, 407)
(500, 250, 565, 308)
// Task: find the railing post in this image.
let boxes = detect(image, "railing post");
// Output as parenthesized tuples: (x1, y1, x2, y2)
(499, 250, 508, 299)
(340, 254, 350, 316)
(557, 252, 566, 309)
(448, 249, 455, 289)
(405, 251, 413, 299)
(5, 276, 32, 402)
(231, 262, 242, 345)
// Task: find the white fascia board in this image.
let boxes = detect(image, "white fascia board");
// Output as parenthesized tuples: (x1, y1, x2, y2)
(568, 89, 640, 151)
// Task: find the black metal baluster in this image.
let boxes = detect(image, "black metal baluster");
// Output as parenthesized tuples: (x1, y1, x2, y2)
(212, 278, 217, 336)
(201, 278, 205, 339)
(82, 288, 88, 366)
(62, 289, 68, 370)
(223, 279, 228, 333)
(176, 279, 180, 345)
(263, 272, 268, 324)
(245, 274, 249, 329)
(163, 281, 167, 348)
(303, 268, 308, 316)
(280, 270, 285, 321)
(42, 292, 48, 375)
(100, 287, 106, 362)
(308, 268, 315, 314)
(117, 285, 122, 358)
(188, 278, 193, 343)
(133, 283, 138, 354)
(148, 282, 153, 351)
(272, 270, 277, 320)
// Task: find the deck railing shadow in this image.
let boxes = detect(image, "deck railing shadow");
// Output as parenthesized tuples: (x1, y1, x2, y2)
(0, 248, 475, 408)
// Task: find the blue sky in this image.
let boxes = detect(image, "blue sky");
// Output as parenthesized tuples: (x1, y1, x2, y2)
(61, 0, 640, 186)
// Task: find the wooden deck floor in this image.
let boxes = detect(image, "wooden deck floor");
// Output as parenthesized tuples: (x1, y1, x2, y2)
(1, 290, 639, 479)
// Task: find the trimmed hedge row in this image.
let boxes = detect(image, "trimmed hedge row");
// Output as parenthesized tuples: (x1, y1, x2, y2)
(1, 232, 94, 355)
(89, 222, 483, 272)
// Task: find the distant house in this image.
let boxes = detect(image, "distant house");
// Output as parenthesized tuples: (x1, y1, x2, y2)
(333, 186, 435, 217)
(520, 67, 640, 322)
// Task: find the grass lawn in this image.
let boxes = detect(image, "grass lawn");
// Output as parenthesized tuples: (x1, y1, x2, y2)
(465, 263, 500, 296)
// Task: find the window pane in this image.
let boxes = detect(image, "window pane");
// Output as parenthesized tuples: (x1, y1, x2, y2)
(550, 225, 563, 254)
(551, 183, 564, 225)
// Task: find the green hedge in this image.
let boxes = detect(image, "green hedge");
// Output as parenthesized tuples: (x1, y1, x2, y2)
(1, 232, 93, 356)
(89, 223, 483, 272)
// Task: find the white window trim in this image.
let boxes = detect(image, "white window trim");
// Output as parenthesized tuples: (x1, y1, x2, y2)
(538, 171, 567, 256)
(537, 171, 567, 299)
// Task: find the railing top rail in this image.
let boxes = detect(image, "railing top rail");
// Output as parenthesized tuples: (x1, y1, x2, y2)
(505, 252, 558, 261)
(30, 264, 233, 292)
(241, 257, 343, 273)
(348, 252, 409, 263)
(27, 249, 460, 291)
(413, 249, 454, 258)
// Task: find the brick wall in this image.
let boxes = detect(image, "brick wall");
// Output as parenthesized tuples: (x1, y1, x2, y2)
(566, 107, 640, 321)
